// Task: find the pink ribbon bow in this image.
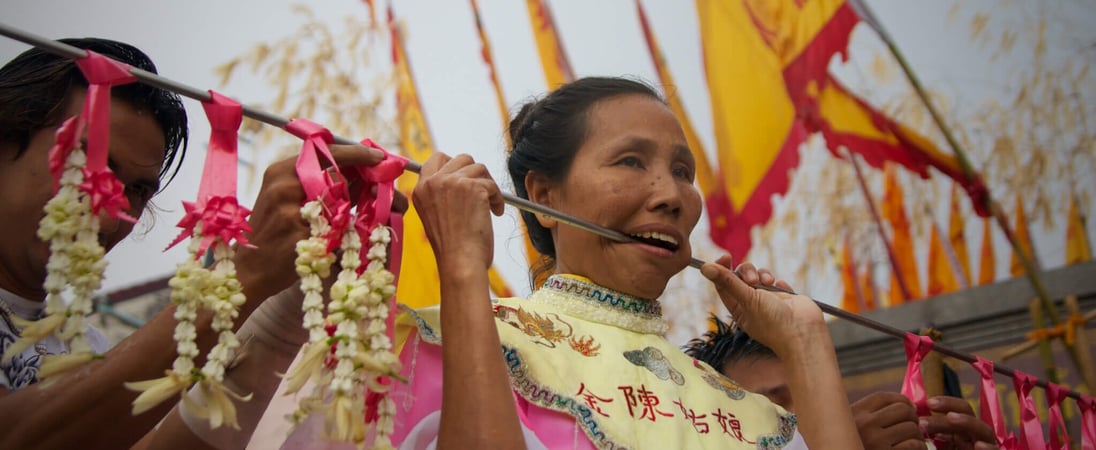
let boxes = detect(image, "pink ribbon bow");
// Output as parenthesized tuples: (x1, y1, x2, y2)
(166, 92, 252, 256)
(900, 333, 934, 417)
(1046, 383, 1070, 450)
(72, 51, 139, 223)
(1013, 371, 1046, 450)
(350, 139, 408, 271)
(287, 118, 351, 251)
(972, 357, 1017, 448)
(1080, 395, 1096, 450)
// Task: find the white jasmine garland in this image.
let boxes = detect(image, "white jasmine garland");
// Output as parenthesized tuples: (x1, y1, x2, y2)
(3, 147, 109, 382)
(283, 200, 337, 402)
(126, 233, 208, 415)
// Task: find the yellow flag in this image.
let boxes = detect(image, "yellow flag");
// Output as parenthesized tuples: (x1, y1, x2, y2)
(977, 217, 996, 285)
(839, 237, 861, 313)
(525, 0, 574, 88)
(927, 220, 959, 296)
(948, 184, 971, 284)
(1009, 194, 1035, 277)
(882, 164, 921, 302)
(1066, 192, 1092, 265)
(389, 8, 514, 306)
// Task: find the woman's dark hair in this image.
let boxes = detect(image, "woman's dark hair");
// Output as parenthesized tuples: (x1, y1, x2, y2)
(0, 37, 188, 187)
(506, 77, 664, 288)
(683, 314, 778, 372)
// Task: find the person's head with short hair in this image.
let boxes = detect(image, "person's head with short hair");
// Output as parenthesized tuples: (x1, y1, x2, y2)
(0, 37, 189, 300)
(685, 314, 793, 412)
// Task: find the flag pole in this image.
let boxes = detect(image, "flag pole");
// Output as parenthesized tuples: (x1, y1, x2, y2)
(850, 0, 1095, 389)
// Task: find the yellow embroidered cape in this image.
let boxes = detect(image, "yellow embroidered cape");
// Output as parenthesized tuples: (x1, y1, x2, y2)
(394, 275, 796, 449)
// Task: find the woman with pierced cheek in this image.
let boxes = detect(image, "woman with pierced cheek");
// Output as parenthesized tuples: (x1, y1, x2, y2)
(285, 77, 864, 450)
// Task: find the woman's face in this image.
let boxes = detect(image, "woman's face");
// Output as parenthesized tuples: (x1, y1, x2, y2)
(531, 93, 702, 299)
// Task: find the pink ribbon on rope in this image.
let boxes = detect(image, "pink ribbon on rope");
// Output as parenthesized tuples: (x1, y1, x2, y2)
(1046, 383, 1070, 450)
(72, 51, 139, 223)
(47, 116, 84, 193)
(1080, 395, 1096, 450)
(166, 91, 252, 256)
(1013, 371, 1046, 450)
(899, 333, 934, 417)
(350, 139, 407, 272)
(287, 119, 351, 252)
(972, 357, 1016, 448)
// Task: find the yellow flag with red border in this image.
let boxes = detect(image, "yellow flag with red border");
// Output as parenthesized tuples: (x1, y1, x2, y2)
(696, 0, 989, 259)
(389, 8, 513, 306)
(525, 0, 574, 88)
(948, 184, 971, 284)
(1066, 191, 1092, 265)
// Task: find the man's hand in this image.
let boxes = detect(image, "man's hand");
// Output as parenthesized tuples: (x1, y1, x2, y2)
(921, 396, 999, 450)
(851, 392, 926, 450)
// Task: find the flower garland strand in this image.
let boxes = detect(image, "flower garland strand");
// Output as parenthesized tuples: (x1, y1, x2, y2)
(126, 91, 253, 426)
(3, 52, 138, 381)
(125, 232, 208, 415)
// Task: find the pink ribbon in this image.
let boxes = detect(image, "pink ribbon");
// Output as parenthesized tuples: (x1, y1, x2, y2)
(1046, 383, 1069, 450)
(1013, 372, 1046, 450)
(972, 357, 1015, 448)
(47, 117, 84, 193)
(900, 333, 934, 417)
(166, 92, 252, 256)
(350, 139, 407, 272)
(73, 50, 138, 222)
(1080, 395, 1096, 450)
(287, 119, 350, 251)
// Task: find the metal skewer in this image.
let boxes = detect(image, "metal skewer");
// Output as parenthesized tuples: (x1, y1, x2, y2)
(1, 22, 1088, 401)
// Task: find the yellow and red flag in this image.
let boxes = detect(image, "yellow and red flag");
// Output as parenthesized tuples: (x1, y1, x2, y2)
(926, 220, 959, 297)
(977, 217, 996, 285)
(1066, 191, 1092, 265)
(470, 0, 542, 270)
(469, 0, 511, 139)
(525, 0, 574, 88)
(696, 0, 989, 259)
(948, 184, 972, 284)
(635, 0, 716, 197)
(1009, 193, 1035, 277)
(882, 163, 921, 303)
(389, 8, 513, 306)
(839, 236, 862, 313)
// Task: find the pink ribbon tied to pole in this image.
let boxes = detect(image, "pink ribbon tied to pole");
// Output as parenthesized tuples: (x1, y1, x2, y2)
(900, 333, 934, 417)
(1013, 371, 1047, 450)
(73, 50, 139, 223)
(350, 139, 408, 272)
(166, 91, 252, 256)
(1046, 383, 1070, 450)
(287, 118, 351, 252)
(1080, 395, 1096, 450)
(972, 357, 1016, 448)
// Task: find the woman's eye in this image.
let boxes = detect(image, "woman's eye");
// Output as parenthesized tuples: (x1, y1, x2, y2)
(673, 165, 694, 181)
(617, 156, 643, 168)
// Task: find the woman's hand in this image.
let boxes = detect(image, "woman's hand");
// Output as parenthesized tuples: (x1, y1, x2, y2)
(700, 255, 825, 358)
(412, 153, 505, 271)
(234, 143, 386, 308)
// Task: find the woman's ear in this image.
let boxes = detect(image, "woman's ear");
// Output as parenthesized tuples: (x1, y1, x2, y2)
(524, 171, 557, 230)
